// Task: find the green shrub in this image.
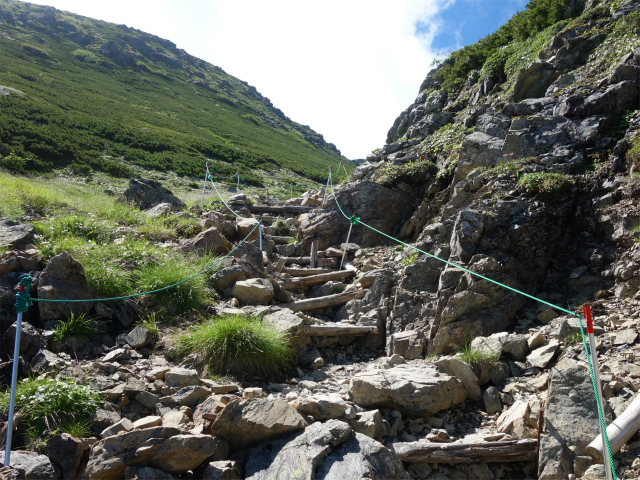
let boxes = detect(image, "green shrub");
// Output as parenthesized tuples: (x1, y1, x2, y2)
(167, 314, 293, 379)
(1, 152, 27, 173)
(53, 313, 101, 349)
(0, 378, 100, 443)
(517, 172, 576, 196)
(459, 343, 500, 368)
(273, 218, 291, 236)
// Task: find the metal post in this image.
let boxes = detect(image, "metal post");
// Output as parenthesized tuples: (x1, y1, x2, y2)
(339, 222, 353, 271)
(259, 217, 263, 251)
(236, 172, 240, 194)
(322, 166, 332, 206)
(4, 310, 23, 467)
(200, 163, 210, 210)
(290, 183, 293, 200)
(584, 305, 614, 480)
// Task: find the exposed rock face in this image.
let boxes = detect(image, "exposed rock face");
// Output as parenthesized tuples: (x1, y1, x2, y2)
(538, 367, 601, 479)
(118, 178, 186, 211)
(36, 251, 94, 320)
(0, 451, 60, 479)
(348, 364, 465, 417)
(0, 218, 35, 249)
(211, 398, 307, 449)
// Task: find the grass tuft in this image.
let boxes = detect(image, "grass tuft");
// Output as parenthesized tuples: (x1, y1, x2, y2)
(167, 314, 293, 379)
(459, 343, 501, 368)
(53, 313, 101, 349)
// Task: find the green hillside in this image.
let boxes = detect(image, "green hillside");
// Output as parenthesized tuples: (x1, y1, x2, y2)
(0, 0, 351, 184)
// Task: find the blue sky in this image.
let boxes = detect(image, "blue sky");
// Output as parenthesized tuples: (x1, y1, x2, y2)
(26, 1, 525, 160)
(422, 0, 529, 55)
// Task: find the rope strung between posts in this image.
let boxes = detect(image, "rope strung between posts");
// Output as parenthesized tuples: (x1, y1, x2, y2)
(208, 175, 243, 218)
(19, 221, 261, 306)
(327, 168, 617, 477)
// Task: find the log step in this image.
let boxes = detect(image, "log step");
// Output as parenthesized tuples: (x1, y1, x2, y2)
(267, 235, 296, 245)
(392, 438, 538, 464)
(282, 267, 336, 277)
(236, 205, 314, 214)
(304, 324, 377, 336)
(284, 256, 311, 265)
(277, 289, 366, 312)
(281, 270, 355, 291)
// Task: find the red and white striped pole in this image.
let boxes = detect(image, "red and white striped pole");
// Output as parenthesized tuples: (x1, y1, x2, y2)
(584, 305, 614, 480)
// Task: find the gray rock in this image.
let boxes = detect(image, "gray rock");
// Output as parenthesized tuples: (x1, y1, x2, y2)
(186, 227, 232, 255)
(512, 62, 560, 101)
(348, 363, 465, 417)
(118, 178, 185, 211)
(144, 202, 173, 218)
(0, 218, 35, 249)
(136, 391, 161, 409)
(164, 368, 199, 388)
(387, 330, 424, 360)
(471, 332, 529, 361)
(37, 251, 94, 321)
(526, 340, 560, 369)
(47, 433, 87, 479)
(199, 461, 242, 480)
(211, 265, 247, 291)
(435, 356, 482, 401)
(349, 409, 388, 439)
(101, 417, 134, 438)
(92, 408, 122, 432)
(126, 326, 155, 348)
(290, 394, 350, 420)
(263, 309, 306, 356)
(212, 398, 307, 449)
(124, 466, 177, 480)
(171, 386, 211, 406)
(538, 367, 602, 479)
(227, 279, 274, 306)
(483, 386, 502, 415)
(0, 451, 60, 479)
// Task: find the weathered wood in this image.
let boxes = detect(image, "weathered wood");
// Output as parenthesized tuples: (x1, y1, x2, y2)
(275, 257, 286, 273)
(267, 235, 295, 245)
(277, 289, 366, 312)
(304, 325, 377, 336)
(588, 393, 640, 462)
(310, 241, 318, 268)
(281, 270, 355, 291)
(392, 439, 538, 464)
(284, 256, 311, 265)
(282, 267, 334, 277)
(239, 205, 314, 214)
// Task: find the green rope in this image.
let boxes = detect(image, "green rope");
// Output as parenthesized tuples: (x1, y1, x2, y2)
(209, 176, 242, 218)
(327, 169, 616, 477)
(277, 184, 293, 199)
(14, 274, 33, 313)
(29, 221, 261, 305)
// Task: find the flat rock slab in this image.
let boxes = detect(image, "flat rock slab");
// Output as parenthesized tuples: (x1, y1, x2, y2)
(348, 363, 466, 417)
(212, 398, 306, 449)
(0, 217, 35, 249)
(0, 450, 60, 479)
(526, 340, 560, 369)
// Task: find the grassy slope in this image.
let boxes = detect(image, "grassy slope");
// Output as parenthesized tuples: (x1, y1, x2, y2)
(0, 0, 352, 183)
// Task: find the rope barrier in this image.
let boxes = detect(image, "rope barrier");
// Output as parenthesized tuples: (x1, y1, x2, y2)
(22, 221, 261, 305)
(326, 169, 616, 476)
(208, 175, 243, 218)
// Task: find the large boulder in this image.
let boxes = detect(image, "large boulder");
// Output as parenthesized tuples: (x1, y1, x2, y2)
(85, 426, 219, 479)
(118, 178, 186, 211)
(185, 227, 232, 255)
(263, 309, 306, 356)
(0, 218, 35, 249)
(299, 181, 413, 250)
(245, 420, 409, 480)
(0, 450, 60, 479)
(227, 279, 274, 306)
(538, 367, 601, 480)
(211, 398, 307, 449)
(36, 251, 94, 321)
(46, 433, 87, 479)
(348, 363, 465, 417)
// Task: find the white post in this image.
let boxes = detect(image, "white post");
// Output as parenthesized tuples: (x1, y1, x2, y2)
(236, 173, 240, 194)
(259, 219, 263, 251)
(200, 163, 210, 210)
(290, 183, 293, 200)
(4, 311, 23, 467)
(322, 167, 332, 206)
(339, 222, 354, 271)
(584, 305, 614, 480)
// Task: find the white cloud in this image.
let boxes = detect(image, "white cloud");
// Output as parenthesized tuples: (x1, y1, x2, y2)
(26, 0, 451, 159)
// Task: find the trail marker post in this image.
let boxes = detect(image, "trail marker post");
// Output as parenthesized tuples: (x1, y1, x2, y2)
(200, 162, 210, 210)
(584, 304, 614, 480)
(322, 166, 332, 206)
(259, 216, 263, 251)
(236, 172, 240, 193)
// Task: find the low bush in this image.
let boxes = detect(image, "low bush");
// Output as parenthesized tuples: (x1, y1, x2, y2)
(167, 314, 293, 379)
(459, 343, 500, 368)
(273, 218, 291, 236)
(53, 313, 101, 349)
(517, 172, 576, 196)
(0, 378, 100, 444)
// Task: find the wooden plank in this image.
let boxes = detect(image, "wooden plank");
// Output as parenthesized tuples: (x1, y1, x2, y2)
(284, 256, 311, 265)
(392, 439, 538, 464)
(282, 267, 334, 277)
(304, 325, 377, 336)
(277, 289, 366, 312)
(281, 270, 355, 291)
(267, 235, 295, 245)
(310, 241, 318, 268)
(588, 393, 640, 462)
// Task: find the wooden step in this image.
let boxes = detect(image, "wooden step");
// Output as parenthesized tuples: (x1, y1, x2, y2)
(277, 289, 366, 312)
(392, 438, 537, 464)
(282, 267, 335, 277)
(284, 256, 311, 265)
(266, 235, 296, 245)
(234, 205, 314, 214)
(280, 270, 355, 291)
(304, 324, 377, 336)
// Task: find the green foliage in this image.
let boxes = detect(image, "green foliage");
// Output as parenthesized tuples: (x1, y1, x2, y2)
(0, 1, 350, 182)
(517, 172, 576, 196)
(273, 218, 291, 236)
(0, 378, 100, 442)
(402, 251, 419, 266)
(1, 152, 27, 172)
(53, 313, 101, 348)
(167, 314, 293, 379)
(459, 343, 500, 368)
(479, 48, 511, 82)
(136, 311, 160, 340)
(434, 0, 572, 94)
